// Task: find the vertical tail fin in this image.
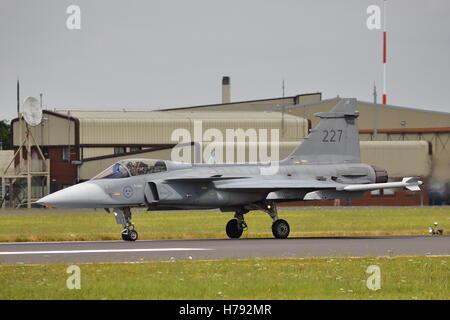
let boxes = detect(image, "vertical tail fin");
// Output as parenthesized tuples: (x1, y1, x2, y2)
(282, 98, 361, 164)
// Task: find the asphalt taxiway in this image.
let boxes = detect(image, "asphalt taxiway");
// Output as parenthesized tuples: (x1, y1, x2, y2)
(0, 235, 448, 264)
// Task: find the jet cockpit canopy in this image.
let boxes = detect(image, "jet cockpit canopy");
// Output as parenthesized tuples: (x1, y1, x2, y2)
(91, 159, 167, 180)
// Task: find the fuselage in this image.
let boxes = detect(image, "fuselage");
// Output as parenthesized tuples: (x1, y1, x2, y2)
(36, 159, 384, 209)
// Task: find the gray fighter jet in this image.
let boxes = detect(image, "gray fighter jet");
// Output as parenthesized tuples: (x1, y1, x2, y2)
(37, 98, 423, 241)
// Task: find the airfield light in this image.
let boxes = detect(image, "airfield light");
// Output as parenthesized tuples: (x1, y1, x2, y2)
(429, 222, 444, 235)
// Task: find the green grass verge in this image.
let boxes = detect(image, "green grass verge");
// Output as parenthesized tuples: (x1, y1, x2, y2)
(0, 256, 448, 299)
(0, 207, 448, 242)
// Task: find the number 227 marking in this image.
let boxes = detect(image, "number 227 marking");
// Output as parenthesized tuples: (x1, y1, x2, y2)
(322, 129, 343, 142)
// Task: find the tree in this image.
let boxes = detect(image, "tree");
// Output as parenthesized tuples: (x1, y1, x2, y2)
(0, 120, 12, 150)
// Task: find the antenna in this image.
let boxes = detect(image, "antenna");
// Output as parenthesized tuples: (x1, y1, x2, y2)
(17, 79, 22, 175)
(281, 79, 285, 136)
(382, 0, 387, 104)
(23, 96, 42, 208)
(373, 81, 377, 103)
(2, 88, 50, 209)
(22, 97, 43, 126)
(17, 79, 20, 114)
(373, 82, 378, 141)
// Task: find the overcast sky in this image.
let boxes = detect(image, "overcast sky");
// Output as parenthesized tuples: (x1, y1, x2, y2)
(1, 0, 449, 121)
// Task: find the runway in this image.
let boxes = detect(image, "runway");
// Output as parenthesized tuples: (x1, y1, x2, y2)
(0, 235, 449, 264)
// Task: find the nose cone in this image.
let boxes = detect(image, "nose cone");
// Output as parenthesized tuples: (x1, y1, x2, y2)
(36, 182, 109, 208)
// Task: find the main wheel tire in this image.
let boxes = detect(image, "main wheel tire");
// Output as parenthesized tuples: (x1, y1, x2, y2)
(226, 219, 243, 239)
(272, 219, 290, 239)
(128, 229, 138, 241)
(121, 229, 138, 241)
(121, 231, 130, 241)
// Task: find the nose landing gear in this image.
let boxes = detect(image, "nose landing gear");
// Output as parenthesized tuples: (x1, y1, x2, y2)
(113, 207, 139, 241)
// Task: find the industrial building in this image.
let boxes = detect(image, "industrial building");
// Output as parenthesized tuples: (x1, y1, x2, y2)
(4, 79, 450, 207)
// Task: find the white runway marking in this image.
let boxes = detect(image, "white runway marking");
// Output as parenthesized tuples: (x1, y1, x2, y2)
(0, 248, 214, 255)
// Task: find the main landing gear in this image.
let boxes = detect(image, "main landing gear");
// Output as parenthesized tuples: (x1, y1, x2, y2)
(263, 202, 290, 239)
(112, 207, 139, 241)
(226, 210, 249, 239)
(225, 202, 290, 239)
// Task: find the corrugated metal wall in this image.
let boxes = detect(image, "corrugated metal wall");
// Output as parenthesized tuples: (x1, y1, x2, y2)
(269, 98, 450, 130)
(0, 150, 15, 176)
(12, 113, 75, 147)
(78, 112, 308, 149)
(360, 141, 431, 177)
(82, 148, 115, 159)
(360, 131, 450, 182)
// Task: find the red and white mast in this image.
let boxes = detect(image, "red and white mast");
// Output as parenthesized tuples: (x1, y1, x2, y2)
(382, 0, 387, 104)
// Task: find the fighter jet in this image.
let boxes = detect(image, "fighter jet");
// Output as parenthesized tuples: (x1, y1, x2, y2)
(37, 98, 423, 241)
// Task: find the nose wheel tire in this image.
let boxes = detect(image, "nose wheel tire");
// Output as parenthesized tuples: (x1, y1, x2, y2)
(122, 229, 138, 241)
(226, 219, 243, 239)
(272, 219, 290, 239)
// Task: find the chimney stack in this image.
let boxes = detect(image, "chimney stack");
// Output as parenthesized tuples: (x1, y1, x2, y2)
(222, 76, 230, 103)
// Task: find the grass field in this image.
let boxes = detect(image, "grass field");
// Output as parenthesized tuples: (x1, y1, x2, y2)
(1, 207, 448, 300)
(0, 256, 448, 299)
(0, 207, 448, 242)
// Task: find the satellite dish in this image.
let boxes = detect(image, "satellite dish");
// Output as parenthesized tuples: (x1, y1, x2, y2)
(22, 96, 42, 126)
